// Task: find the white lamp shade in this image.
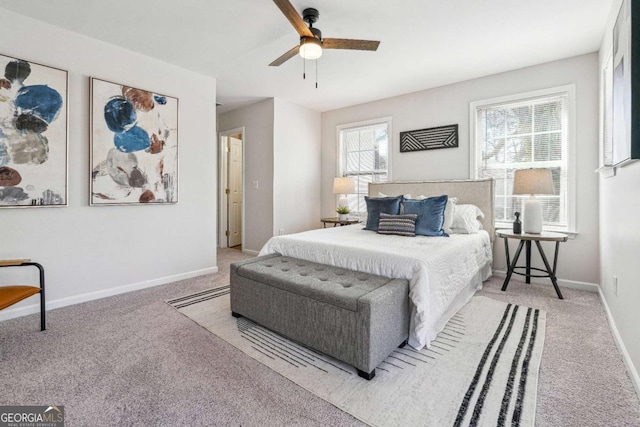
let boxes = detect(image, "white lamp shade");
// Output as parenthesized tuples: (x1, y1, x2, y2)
(299, 38, 323, 60)
(513, 168, 554, 195)
(333, 177, 355, 194)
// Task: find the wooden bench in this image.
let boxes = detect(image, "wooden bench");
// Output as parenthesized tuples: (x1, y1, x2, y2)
(0, 259, 46, 330)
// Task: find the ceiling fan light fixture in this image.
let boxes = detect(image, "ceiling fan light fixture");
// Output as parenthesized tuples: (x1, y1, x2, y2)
(299, 37, 322, 60)
(269, 2, 379, 68)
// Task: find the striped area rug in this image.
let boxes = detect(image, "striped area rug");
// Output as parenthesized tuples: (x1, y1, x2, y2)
(167, 288, 545, 426)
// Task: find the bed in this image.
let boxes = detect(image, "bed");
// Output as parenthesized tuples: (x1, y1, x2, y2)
(259, 179, 495, 349)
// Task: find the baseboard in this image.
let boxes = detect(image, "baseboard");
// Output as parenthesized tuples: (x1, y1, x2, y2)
(242, 249, 259, 256)
(598, 288, 640, 399)
(0, 266, 218, 322)
(492, 270, 598, 292)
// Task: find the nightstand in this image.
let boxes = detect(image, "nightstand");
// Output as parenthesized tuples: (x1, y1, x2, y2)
(321, 217, 361, 228)
(496, 229, 568, 299)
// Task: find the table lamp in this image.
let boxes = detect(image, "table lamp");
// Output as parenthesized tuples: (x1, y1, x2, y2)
(513, 168, 554, 234)
(333, 177, 355, 208)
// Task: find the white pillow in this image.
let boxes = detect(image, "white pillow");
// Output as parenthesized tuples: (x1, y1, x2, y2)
(450, 204, 484, 234)
(443, 197, 457, 234)
(378, 192, 412, 198)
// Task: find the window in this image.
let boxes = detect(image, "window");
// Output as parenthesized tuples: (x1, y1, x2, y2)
(470, 86, 576, 232)
(602, 50, 614, 167)
(337, 117, 391, 214)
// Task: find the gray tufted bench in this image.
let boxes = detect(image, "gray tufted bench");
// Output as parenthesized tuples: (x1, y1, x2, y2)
(230, 254, 410, 380)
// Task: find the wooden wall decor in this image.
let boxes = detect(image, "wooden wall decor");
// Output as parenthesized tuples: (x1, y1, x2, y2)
(400, 124, 458, 153)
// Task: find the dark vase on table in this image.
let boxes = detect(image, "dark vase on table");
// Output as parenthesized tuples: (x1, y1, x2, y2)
(513, 212, 522, 234)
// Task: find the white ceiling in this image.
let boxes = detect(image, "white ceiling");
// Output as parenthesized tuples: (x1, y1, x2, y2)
(0, 0, 612, 113)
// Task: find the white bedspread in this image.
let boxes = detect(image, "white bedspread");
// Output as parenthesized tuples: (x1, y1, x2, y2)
(259, 224, 493, 349)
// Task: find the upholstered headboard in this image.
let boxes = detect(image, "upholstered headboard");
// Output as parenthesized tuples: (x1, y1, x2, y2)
(369, 179, 495, 241)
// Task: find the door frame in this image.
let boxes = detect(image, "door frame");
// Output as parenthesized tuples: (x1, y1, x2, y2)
(218, 127, 245, 249)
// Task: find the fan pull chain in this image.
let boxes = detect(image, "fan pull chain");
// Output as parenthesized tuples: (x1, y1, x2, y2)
(303, 57, 306, 80)
(315, 59, 318, 89)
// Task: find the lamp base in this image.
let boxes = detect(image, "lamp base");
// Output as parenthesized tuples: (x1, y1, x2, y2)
(522, 197, 542, 234)
(338, 194, 348, 207)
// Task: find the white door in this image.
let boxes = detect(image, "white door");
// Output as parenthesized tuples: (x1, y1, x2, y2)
(227, 136, 243, 247)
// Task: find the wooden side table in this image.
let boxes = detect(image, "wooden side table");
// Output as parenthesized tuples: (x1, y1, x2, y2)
(496, 230, 568, 299)
(321, 217, 361, 228)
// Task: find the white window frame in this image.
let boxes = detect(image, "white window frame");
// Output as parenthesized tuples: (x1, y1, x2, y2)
(336, 116, 393, 213)
(469, 85, 577, 234)
(597, 48, 617, 178)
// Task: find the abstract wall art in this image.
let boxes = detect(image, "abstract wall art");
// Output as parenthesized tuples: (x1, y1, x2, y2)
(611, 0, 640, 166)
(400, 124, 458, 153)
(0, 54, 68, 207)
(90, 78, 178, 205)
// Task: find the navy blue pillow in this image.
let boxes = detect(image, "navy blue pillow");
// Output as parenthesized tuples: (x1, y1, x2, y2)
(401, 195, 449, 236)
(364, 196, 402, 231)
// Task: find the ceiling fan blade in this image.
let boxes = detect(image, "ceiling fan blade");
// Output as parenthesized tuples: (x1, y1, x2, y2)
(322, 38, 380, 51)
(269, 45, 300, 66)
(272, 0, 313, 38)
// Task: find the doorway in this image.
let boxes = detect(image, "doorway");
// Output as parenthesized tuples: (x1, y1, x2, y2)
(218, 127, 244, 250)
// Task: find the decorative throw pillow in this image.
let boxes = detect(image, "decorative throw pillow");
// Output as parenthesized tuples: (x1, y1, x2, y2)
(377, 213, 418, 236)
(401, 195, 449, 236)
(450, 204, 485, 234)
(364, 196, 402, 231)
(401, 194, 457, 233)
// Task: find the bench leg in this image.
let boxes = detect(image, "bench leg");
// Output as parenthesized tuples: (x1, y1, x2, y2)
(231, 311, 242, 318)
(398, 339, 407, 348)
(357, 369, 376, 380)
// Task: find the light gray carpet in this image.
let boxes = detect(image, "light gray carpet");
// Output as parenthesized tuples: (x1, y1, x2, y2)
(1, 248, 639, 426)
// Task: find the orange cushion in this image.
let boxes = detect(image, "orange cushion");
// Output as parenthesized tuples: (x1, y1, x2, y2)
(0, 286, 41, 310)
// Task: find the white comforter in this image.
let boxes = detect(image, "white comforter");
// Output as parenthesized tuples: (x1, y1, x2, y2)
(259, 224, 493, 349)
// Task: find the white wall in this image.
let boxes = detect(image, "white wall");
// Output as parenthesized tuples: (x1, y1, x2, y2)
(0, 10, 218, 320)
(598, 0, 640, 393)
(273, 99, 321, 236)
(218, 98, 321, 252)
(321, 54, 600, 286)
(218, 99, 274, 253)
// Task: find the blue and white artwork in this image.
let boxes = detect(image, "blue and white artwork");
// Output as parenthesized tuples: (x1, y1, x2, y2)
(0, 54, 68, 207)
(90, 78, 178, 205)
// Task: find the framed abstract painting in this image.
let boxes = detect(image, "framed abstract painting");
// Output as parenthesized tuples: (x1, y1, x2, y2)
(611, 0, 640, 166)
(0, 53, 68, 207)
(90, 78, 178, 205)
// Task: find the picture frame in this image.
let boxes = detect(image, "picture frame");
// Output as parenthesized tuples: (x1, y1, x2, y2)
(90, 77, 178, 206)
(602, 50, 614, 168)
(399, 124, 458, 153)
(611, 0, 640, 166)
(0, 53, 68, 207)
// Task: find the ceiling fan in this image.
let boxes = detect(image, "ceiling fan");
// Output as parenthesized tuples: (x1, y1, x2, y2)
(269, 0, 380, 67)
